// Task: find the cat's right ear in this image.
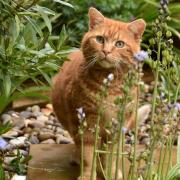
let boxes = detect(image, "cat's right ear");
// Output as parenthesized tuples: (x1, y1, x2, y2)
(88, 7, 104, 30)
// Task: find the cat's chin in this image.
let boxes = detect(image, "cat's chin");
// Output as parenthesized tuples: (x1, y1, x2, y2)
(97, 60, 116, 69)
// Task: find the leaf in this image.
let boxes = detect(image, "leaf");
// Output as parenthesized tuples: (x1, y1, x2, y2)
(0, 122, 12, 135)
(0, 164, 5, 180)
(167, 163, 180, 180)
(24, 16, 43, 37)
(53, 0, 74, 8)
(57, 25, 67, 50)
(3, 75, 11, 98)
(36, 5, 52, 33)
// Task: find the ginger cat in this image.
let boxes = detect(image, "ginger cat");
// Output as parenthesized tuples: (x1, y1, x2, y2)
(52, 7, 146, 180)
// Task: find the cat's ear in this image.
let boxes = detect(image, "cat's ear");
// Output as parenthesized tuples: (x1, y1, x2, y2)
(88, 7, 104, 30)
(128, 19, 146, 40)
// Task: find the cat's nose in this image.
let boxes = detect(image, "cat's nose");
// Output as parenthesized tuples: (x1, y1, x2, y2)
(102, 50, 110, 56)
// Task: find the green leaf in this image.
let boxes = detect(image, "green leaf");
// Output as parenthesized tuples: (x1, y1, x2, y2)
(0, 122, 12, 135)
(3, 75, 11, 98)
(36, 5, 52, 33)
(24, 16, 43, 37)
(0, 164, 5, 180)
(57, 25, 67, 50)
(53, 0, 74, 8)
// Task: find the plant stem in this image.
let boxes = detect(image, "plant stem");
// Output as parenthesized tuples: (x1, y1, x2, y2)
(146, 38, 161, 179)
(114, 96, 127, 180)
(131, 64, 141, 179)
(121, 133, 126, 180)
(80, 132, 84, 180)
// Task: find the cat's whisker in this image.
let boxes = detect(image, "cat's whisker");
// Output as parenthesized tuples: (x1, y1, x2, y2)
(84, 57, 97, 69)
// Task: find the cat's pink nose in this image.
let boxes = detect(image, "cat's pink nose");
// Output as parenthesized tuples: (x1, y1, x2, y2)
(102, 50, 110, 56)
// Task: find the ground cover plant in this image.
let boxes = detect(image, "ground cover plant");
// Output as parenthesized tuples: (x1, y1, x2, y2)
(0, 0, 179, 179)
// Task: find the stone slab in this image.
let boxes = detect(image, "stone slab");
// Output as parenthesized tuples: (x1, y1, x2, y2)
(28, 144, 79, 180)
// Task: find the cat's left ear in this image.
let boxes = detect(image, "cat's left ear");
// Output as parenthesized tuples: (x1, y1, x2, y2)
(88, 7, 104, 30)
(128, 19, 146, 40)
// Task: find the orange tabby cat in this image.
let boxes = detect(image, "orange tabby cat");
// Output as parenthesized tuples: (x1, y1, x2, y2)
(52, 7, 146, 180)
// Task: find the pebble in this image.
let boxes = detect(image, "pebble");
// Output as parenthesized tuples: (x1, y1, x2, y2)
(41, 139, 56, 144)
(29, 135, 40, 144)
(4, 157, 16, 164)
(56, 134, 73, 144)
(31, 105, 40, 112)
(13, 149, 28, 156)
(39, 132, 55, 141)
(36, 115, 49, 122)
(30, 120, 45, 128)
(41, 108, 52, 116)
(23, 127, 33, 134)
(9, 136, 27, 147)
(1, 114, 12, 124)
(20, 111, 32, 119)
(11, 174, 26, 180)
(2, 129, 19, 138)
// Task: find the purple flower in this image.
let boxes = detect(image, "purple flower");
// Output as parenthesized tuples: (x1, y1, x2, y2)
(160, 0, 169, 12)
(134, 51, 148, 62)
(0, 137, 8, 150)
(174, 103, 180, 112)
(122, 127, 128, 134)
(76, 107, 85, 123)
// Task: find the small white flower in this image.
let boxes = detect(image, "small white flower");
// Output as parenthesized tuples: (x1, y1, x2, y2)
(107, 73, 114, 82)
(76, 107, 85, 123)
(122, 127, 128, 134)
(103, 78, 108, 85)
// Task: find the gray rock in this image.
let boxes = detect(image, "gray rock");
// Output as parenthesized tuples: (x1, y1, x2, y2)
(41, 139, 55, 144)
(1, 114, 12, 124)
(56, 127, 64, 134)
(46, 125, 53, 130)
(0, 137, 8, 150)
(11, 174, 26, 180)
(31, 121, 45, 128)
(36, 115, 48, 122)
(2, 129, 19, 138)
(31, 105, 40, 112)
(20, 111, 32, 119)
(4, 157, 16, 164)
(26, 107, 32, 112)
(13, 149, 28, 156)
(56, 134, 73, 144)
(29, 135, 39, 144)
(9, 136, 27, 147)
(39, 132, 55, 141)
(32, 111, 42, 117)
(23, 127, 33, 134)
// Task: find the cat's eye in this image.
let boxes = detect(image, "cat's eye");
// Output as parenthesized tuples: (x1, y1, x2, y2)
(115, 40, 125, 48)
(96, 36, 104, 44)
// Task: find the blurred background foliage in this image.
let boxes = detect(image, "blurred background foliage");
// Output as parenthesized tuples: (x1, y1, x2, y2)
(0, 0, 179, 114)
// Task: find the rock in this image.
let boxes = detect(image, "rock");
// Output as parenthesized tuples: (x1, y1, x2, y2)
(49, 115, 55, 121)
(32, 111, 42, 117)
(46, 103, 53, 110)
(23, 127, 33, 134)
(138, 104, 151, 124)
(41, 108, 52, 116)
(4, 157, 16, 164)
(12, 117, 25, 129)
(29, 135, 39, 144)
(26, 107, 32, 112)
(0, 137, 8, 150)
(41, 139, 55, 144)
(56, 134, 73, 144)
(1, 114, 12, 124)
(13, 149, 28, 156)
(30, 121, 45, 128)
(11, 174, 26, 180)
(56, 127, 64, 134)
(36, 115, 48, 122)
(2, 129, 19, 138)
(39, 132, 55, 141)
(32, 105, 40, 112)
(63, 130, 71, 138)
(20, 111, 32, 119)
(46, 125, 53, 130)
(9, 136, 27, 147)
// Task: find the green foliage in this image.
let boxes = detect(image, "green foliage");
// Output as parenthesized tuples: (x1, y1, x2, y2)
(0, 122, 12, 135)
(0, 0, 74, 114)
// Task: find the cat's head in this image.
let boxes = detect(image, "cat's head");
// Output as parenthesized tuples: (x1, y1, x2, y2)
(81, 7, 146, 69)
